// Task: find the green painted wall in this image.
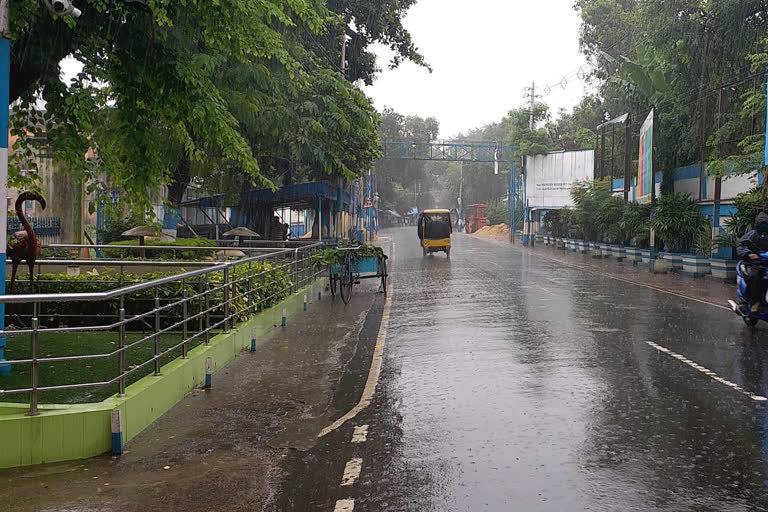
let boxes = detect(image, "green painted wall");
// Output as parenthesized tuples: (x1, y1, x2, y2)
(0, 280, 323, 469)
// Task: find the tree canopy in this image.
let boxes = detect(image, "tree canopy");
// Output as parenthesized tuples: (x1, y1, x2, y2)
(10, 0, 425, 216)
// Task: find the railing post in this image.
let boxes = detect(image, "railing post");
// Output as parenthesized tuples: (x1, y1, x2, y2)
(118, 296, 126, 396)
(205, 274, 211, 345)
(28, 302, 39, 416)
(198, 275, 204, 339)
(248, 261, 254, 315)
(293, 249, 299, 294)
(154, 287, 161, 376)
(223, 267, 230, 333)
(182, 279, 188, 359)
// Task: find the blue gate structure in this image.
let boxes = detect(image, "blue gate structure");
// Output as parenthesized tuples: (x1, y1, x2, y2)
(381, 141, 522, 242)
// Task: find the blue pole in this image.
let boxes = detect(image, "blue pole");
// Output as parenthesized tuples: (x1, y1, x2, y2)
(510, 161, 516, 243)
(0, 30, 9, 376)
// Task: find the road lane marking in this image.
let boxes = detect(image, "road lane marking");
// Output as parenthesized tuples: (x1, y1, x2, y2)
(351, 425, 368, 443)
(334, 499, 355, 511)
(318, 239, 395, 438)
(646, 341, 768, 401)
(534, 251, 730, 310)
(341, 458, 363, 486)
(351, 425, 369, 443)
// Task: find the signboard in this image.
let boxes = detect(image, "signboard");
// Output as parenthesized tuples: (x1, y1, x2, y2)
(637, 109, 654, 204)
(524, 150, 595, 209)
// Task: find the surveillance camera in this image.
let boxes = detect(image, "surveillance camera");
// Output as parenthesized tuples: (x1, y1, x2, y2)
(44, 0, 82, 18)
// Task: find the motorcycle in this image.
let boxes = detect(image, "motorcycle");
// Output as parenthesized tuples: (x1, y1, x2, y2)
(728, 252, 768, 326)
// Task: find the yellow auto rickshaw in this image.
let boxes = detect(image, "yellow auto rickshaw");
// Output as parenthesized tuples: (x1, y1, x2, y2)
(417, 209, 452, 258)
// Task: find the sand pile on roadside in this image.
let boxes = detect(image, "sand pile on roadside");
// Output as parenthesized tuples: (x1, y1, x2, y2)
(473, 224, 510, 237)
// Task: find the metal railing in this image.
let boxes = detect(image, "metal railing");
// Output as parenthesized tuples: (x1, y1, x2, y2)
(0, 243, 326, 415)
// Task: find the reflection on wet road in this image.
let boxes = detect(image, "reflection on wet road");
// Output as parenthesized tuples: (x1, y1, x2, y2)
(318, 228, 768, 511)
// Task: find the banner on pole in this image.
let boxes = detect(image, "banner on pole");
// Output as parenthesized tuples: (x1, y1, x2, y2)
(637, 109, 654, 204)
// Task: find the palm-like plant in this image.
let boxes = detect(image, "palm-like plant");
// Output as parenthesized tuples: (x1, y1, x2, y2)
(651, 193, 709, 253)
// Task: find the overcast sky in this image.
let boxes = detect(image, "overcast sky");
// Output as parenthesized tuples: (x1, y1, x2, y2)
(362, 0, 591, 139)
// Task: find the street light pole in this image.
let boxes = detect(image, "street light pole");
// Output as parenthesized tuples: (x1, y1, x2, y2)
(0, 0, 10, 375)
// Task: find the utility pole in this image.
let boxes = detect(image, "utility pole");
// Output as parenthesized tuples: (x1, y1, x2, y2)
(340, 30, 347, 77)
(0, 0, 9, 375)
(528, 81, 536, 129)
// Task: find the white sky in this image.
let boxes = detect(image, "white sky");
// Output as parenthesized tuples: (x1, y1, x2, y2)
(361, 0, 591, 139)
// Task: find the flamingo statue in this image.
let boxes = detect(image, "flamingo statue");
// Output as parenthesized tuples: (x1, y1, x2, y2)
(8, 191, 46, 294)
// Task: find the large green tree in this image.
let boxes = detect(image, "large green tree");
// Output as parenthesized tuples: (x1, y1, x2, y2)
(10, 0, 422, 223)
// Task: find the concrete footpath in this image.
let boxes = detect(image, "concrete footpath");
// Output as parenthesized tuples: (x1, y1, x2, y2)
(0, 278, 386, 512)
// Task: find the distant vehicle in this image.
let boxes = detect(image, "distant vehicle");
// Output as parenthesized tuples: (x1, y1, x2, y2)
(417, 209, 452, 258)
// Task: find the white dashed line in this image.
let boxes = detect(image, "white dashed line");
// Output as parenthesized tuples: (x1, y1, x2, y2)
(341, 458, 363, 487)
(351, 425, 369, 443)
(334, 499, 355, 512)
(646, 341, 768, 401)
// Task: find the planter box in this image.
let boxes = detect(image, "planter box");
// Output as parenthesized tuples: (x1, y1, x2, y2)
(681, 255, 711, 277)
(624, 247, 641, 263)
(330, 256, 379, 274)
(710, 258, 738, 281)
(662, 253, 683, 271)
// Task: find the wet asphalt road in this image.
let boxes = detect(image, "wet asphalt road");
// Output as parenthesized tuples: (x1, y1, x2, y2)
(271, 227, 768, 511)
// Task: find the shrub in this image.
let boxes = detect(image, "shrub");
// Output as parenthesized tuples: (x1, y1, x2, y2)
(619, 201, 651, 247)
(104, 237, 217, 260)
(651, 192, 709, 253)
(14, 260, 293, 328)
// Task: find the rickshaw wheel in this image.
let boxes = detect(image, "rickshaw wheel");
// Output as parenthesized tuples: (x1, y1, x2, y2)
(380, 258, 388, 297)
(329, 272, 337, 298)
(340, 258, 353, 304)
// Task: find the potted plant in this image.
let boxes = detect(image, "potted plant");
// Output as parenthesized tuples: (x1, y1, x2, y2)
(710, 231, 739, 281)
(681, 228, 713, 277)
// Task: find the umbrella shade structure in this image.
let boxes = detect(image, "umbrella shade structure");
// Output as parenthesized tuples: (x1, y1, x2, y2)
(121, 225, 158, 258)
(223, 227, 261, 246)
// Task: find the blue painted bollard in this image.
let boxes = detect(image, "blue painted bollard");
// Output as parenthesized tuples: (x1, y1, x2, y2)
(111, 409, 123, 455)
(203, 358, 212, 389)
(250, 327, 257, 352)
(281, 308, 287, 327)
(303, 294, 307, 311)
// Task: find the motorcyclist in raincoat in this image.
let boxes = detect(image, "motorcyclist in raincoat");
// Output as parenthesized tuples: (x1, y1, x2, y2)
(737, 211, 768, 312)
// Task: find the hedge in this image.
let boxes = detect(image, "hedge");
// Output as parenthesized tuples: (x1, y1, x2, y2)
(12, 260, 293, 328)
(103, 237, 217, 261)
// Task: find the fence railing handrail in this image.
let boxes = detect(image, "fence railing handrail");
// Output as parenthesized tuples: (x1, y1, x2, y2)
(0, 242, 323, 304)
(44, 244, 287, 252)
(6, 259, 221, 268)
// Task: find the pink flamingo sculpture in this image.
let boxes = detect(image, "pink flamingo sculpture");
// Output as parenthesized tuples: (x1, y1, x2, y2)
(8, 191, 46, 294)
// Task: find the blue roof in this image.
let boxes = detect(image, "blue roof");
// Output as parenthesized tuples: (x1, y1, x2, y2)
(184, 181, 351, 209)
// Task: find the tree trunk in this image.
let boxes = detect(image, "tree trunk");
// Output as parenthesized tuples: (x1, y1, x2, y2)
(163, 155, 191, 241)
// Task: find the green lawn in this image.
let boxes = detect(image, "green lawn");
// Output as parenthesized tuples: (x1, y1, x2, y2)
(0, 330, 216, 405)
